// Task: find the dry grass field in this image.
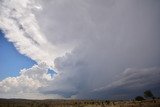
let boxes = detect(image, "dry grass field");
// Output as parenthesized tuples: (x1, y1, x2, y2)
(0, 99, 160, 107)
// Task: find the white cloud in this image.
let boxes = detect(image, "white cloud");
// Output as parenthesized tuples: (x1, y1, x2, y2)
(0, 0, 71, 68)
(0, 63, 54, 98)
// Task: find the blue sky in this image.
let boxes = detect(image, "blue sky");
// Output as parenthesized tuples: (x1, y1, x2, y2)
(0, 30, 36, 80)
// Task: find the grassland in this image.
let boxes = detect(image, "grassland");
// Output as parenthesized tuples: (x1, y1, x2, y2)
(0, 98, 160, 107)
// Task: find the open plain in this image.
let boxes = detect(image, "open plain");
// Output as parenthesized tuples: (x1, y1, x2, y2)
(0, 99, 160, 107)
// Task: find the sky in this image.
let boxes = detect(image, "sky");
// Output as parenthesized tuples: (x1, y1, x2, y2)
(0, 31, 36, 80)
(0, 0, 160, 100)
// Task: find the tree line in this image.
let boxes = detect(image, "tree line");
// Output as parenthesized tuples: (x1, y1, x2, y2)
(135, 90, 156, 101)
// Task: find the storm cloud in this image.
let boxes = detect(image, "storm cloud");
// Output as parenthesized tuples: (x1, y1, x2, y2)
(0, 0, 160, 99)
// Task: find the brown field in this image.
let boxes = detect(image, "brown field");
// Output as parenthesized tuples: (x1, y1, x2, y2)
(0, 99, 160, 107)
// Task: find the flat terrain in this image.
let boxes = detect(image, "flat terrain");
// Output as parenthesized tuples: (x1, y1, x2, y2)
(0, 98, 160, 107)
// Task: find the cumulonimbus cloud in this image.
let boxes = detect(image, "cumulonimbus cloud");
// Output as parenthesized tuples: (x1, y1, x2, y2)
(0, 0, 160, 99)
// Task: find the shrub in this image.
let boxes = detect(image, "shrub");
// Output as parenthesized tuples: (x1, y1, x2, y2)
(144, 90, 155, 99)
(135, 96, 145, 101)
(105, 100, 110, 104)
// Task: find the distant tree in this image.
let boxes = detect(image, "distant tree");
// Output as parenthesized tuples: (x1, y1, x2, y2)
(135, 96, 145, 101)
(144, 90, 155, 99)
(105, 100, 110, 105)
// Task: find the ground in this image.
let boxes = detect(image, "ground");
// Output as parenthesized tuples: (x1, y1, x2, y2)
(0, 99, 160, 107)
